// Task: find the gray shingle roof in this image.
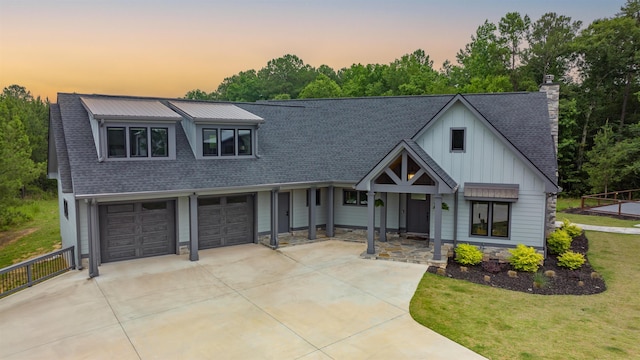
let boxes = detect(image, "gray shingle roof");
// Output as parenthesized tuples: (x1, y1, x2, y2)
(51, 92, 557, 197)
(49, 104, 73, 193)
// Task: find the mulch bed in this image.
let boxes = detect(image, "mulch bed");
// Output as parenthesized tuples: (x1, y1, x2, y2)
(427, 233, 607, 295)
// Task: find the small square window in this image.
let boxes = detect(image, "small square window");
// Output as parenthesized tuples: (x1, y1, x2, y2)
(451, 128, 465, 152)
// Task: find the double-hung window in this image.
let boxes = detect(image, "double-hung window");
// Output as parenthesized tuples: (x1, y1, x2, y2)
(202, 128, 253, 157)
(107, 126, 169, 159)
(470, 201, 510, 238)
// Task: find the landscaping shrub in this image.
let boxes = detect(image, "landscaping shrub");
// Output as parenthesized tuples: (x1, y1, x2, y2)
(558, 251, 586, 270)
(508, 244, 544, 272)
(547, 229, 572, 255)
(561, 218, 583, 238)
(455, 243, 483, 265)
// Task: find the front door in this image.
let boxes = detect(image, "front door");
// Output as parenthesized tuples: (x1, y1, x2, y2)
(278, 192, 290, 233)
(406, 193, 429, 234)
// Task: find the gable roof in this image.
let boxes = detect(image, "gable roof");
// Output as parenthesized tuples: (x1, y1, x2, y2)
(355, 139, 458, 193)
(50, 92, 557, 198)
(412, 93, 558, 191)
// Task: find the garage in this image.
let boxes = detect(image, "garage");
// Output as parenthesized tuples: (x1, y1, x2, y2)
(198, 195, 254, 249)
(99, 200, 176, 262)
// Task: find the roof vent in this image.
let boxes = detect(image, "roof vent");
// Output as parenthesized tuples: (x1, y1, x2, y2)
(544, 74, 554, 84)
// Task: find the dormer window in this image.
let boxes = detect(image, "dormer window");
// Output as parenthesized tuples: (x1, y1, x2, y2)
(168, 101, 263, 160)
(202, 128, 253, 157)
(107, 126, 169, 159)
(80, 97, 181, 161)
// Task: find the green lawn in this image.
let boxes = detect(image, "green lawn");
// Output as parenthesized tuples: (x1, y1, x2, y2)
(0, 199, 61, 269)
(410, 227, 640, 359)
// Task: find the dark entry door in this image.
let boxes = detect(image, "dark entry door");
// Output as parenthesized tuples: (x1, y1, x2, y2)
(278, 192, 290, 233)
(406, 193, 429, 234)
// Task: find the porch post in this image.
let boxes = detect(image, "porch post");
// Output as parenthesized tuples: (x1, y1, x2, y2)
(189, 194, 199, 261)
(326, 186, 335, 237)
(271, 188, 279, 248)
(87, 199, 99, 278)
(366, 191, 376, 254)
(308, 187, 317, 240)
(379, 192, 387, 242)
(433, 194, 443, 260)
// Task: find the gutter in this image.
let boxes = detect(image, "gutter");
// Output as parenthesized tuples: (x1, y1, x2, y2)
(74, 180, 358, 201)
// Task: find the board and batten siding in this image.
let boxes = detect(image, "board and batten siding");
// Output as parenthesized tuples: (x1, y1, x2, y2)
(416, 101, 547, 247)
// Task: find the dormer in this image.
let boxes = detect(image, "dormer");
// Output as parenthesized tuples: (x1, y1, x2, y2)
(80, 97, 183, 161)
(168, 101, 264, 159)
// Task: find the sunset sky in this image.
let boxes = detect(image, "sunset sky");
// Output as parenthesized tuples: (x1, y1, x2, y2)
(0, 0, 625, 101)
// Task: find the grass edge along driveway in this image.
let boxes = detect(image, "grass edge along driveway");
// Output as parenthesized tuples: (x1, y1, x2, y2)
(409, 230, 640, 360)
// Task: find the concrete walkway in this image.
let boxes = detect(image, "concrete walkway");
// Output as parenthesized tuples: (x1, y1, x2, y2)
(555, 221, 640, 235)
(0, 240, 486, 359)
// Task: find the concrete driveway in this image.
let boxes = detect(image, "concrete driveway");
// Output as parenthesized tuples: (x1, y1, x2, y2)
(0, 240, 485, 359)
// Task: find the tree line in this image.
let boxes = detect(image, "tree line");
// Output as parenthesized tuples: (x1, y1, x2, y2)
(186, 1, 640, 197)
(0, 2, 637, 229)
(0, 85, 51, 227)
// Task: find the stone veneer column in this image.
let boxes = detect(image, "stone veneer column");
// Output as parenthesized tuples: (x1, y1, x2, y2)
(540, 74, 560, 236)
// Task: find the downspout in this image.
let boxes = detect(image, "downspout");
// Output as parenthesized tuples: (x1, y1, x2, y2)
(453, 189, 458, 249)
(75, 199, 82, 270)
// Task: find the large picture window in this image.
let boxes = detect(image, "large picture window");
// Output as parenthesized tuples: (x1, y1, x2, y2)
(202, 128, 253, 157)
(107, 126, 169, 159)
(470, 201, 510, 237)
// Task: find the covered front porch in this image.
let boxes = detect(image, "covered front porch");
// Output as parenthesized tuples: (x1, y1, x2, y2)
(355, 140, 459, 262)
(260, 228, 451, 267)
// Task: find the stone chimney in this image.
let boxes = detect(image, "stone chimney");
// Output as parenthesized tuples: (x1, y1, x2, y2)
(539, 74, 559, 155)
(539, 74, 560, 240)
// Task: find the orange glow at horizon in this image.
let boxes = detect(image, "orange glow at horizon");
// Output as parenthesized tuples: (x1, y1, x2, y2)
(0, 0, 623, 101)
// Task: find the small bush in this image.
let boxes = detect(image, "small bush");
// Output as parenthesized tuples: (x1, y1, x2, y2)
(558, 251, 586, 270)
(455, 244, 483, 265)
(533, 272, 548, 289)
(508, 244, 544, 272)
(561, 218, 583, 238)
(547, 229, 572, 255)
